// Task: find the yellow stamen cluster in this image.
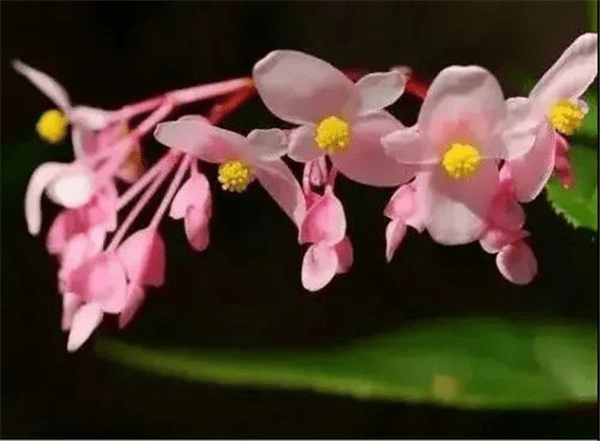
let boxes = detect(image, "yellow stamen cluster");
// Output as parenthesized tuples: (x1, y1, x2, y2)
(441, 143, 482, 179)
(36, 109, 68, 144)
(548, 99, 586, 136)
(314, 115, 351, 154)
(218, 159, 252, 192)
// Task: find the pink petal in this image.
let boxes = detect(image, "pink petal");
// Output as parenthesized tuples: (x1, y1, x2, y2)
(530, 33, 598, 105)
(381, 125, 435, 165)
(505, 124, 556, 203)
(116, 228, 166, 288)
(355, 71, 406, 115)
(59, 230, 105, 282)
(418, 66, 506, 149)
(299, 188, 346, 245)
(301, 243, 339, 292)
(496, 240, 538, 285)
(253, 50, 360, 124)
(487, 181, 525, 232)
(67, 252, 128, 311)
(154, 117, 239, 163)
(480, 228, 530, 254)
(61, 292, 83, 331)
(25, 162, 73, 235)
(45, 164, 94, 209)
(252, 159, 307, 227)
(334, 236, 353, 274)
(385, 219, 408, 263)
(118, 284, 146, 329)
(246, 128, 288, 161)
(66, 302, 104, 352)
(184, 206, 211, 252)
(384, 184, 415, 220)
(330, 111, 415, 187)
(288, 124, 321, 163)
(70, 106, 111, 131)
(501, 97, 540, 160)
(424, 160, 499, 245)
(170, 171, 211, 220)
(12, 60, 71, 111)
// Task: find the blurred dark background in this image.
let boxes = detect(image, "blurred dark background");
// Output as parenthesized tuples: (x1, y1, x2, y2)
(1, 1, 597, 438)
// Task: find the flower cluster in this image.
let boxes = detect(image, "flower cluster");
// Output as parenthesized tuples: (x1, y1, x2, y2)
(14, 33, 597, 351)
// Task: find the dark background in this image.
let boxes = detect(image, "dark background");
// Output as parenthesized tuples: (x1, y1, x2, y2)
(1, 1, 598, 438)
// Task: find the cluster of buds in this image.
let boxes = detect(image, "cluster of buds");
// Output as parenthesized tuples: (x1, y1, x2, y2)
(15, 33, 597, 351)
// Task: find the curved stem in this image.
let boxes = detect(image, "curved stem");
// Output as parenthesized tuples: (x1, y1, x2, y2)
(326, 166, 339, 190)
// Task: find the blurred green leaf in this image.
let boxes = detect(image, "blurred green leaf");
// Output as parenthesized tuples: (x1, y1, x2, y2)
(546, 142, 598, 231)
(580, 88, 598, 138)
(96, 317, 597, 409)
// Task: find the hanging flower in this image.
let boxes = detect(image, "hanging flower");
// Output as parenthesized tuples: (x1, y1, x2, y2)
(252, 50, 415, 187)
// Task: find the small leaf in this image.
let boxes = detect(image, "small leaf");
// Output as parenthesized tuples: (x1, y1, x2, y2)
(546, 143, 598, 231)
(95, 317, 597, 409)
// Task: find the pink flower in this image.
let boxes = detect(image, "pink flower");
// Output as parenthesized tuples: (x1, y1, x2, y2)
(253, 50, 415, 187)
(299, 188, 353, 291)
(154, 115, 306, 226)
(504, 33, 597, 202)
(382, 65, 537, 245)
(479, 167, 537, 285)
(46, 182, 118, 255)
(169, 164, 212, 252)
(383, 182, 427, 262)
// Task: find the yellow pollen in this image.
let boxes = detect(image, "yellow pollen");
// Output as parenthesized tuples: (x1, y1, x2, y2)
(441, 143, 482, 179)
(314, 116, 351, 154)
(548, 99, 586, 136)
(36, 109, 68, 144)
(217, 159, 252, 193)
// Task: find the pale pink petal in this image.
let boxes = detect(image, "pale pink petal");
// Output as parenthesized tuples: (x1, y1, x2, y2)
(71, 127, 97, 161)
(170, 171, 211, 220)
(25, 162, 73, 234)
(116, 228, 166, 288)
(246, 128, 288, 161)
(334, 236, 353, 274)
(301, 243, 339, 292)
(67, 252, 128, 311)
(355, 71, 406, 115)
(299, 188, 346, 245)
(12, 60, 71, 111)
(253, 50, 360, 124)
(418, 66, 506, 145)
(252, 159, 306, 227)
(381, 125, 435, 165)
(385, 219, 408, 262)
(118, 284, 146, 329)
(70, 106, 111, 130)
(184, 206, 211, 252)
(46, 211, 72, 255)
(288, 124, 322, 163)
(480, 228, 530, 254)
(496, 241, 538, 285)
(487, 179, 525, 232)
(331, 111, 415, 187)
(309, 159, 328, 187)
(154, 118, 238, 163)
(500, 97, 540, 160)
(45, 164, 94, 209)
(530, 33, 598, 105)
(505, 124, 556, 203)
(384, 184, 415, 220)
(61, 292, 83, 331)
(67, 302, 104, 352)
(425, 160, 499, 245)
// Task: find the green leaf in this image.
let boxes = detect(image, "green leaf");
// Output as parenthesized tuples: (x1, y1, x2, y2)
(546, 143, 598, 231)
(96, 317, 597, 409)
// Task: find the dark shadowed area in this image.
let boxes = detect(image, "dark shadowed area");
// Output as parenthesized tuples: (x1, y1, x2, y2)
(1, 1, 597, 438)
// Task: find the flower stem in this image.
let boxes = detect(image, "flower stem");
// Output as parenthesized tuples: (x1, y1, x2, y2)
(168, 78, 254, 106)
(107, 152, 180, 251)
(208, 84, 256, 125)
(148, 154, 192, 231)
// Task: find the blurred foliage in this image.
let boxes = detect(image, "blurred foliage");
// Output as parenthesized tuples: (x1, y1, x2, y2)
(96, 317, 597, 409)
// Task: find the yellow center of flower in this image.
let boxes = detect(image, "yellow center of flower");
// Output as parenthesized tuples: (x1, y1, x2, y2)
(218, 159, 252, 192)
(36, 109, 68, 144)
(548, 99, 586, 136)
(441, 143, 482, 179)
(314, 116, 351, 154)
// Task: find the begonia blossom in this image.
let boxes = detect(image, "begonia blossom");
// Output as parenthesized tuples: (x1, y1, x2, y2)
(252, 50, 415, 187)
(503, 33, 597, 202)
(382, 65, 538, 245)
